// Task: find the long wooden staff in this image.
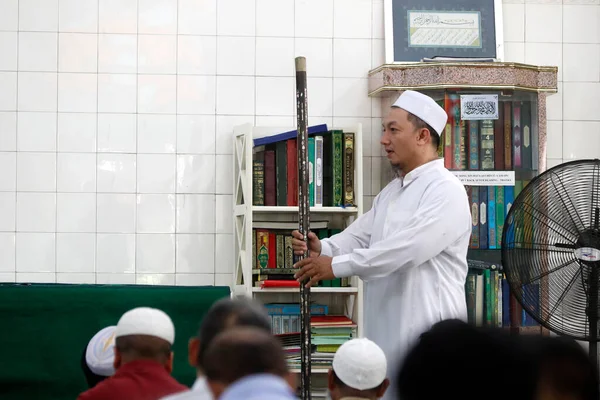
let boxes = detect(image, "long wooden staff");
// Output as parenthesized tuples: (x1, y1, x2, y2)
(295, 56, 312, 400)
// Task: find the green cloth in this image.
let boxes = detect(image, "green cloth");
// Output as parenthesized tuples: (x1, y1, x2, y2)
(0, 283, 230, 400)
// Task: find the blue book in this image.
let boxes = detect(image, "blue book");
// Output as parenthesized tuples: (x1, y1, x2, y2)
(488, 186, 496, 249)
(253, 124, 329, 147)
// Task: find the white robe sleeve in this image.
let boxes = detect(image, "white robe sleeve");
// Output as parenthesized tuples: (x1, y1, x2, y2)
(331, 181, 470, 280)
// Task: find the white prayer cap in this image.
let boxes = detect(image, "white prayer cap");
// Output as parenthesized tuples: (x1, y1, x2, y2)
(115, 307, 175, 345)
(332, 338, 387, 390)
(392, 90, 448, 135)
(85, 326, 117, 377)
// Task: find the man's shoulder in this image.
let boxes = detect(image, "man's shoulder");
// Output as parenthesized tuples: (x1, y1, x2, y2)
(77, 379, 123, 400)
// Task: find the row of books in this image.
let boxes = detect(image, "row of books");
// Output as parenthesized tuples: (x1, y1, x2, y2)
(252, 125, 356, 208)
(441, 95, 534, 172)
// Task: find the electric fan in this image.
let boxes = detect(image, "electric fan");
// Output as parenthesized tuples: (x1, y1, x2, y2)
(501, 159, 600, 367)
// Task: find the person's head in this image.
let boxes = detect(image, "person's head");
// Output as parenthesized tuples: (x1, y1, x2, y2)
(81, 326, 116, 388)
(203, 327, 293, 398)
(328, 338, 389, 400)
(187, 297, 272, 374)
(113, 307, 175, 373)
(381, 90, 447, 175)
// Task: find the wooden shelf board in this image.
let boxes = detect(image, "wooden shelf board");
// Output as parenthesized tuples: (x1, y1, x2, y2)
(253, 206, 358, 214)
(252, 287, 359, 293)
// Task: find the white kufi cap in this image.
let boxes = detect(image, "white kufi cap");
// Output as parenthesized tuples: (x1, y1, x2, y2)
(392, 90, 448, 135)
(332, 338, 387, 390)
(85, 326, 117, 377)
(115, 307, 175, 345)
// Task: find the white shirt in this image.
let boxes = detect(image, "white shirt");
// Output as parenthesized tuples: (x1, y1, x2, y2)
(321, 158, 471, 400)
(159, 377, 212, 400)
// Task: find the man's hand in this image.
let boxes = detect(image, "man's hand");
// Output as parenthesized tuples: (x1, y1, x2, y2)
(293, 255, 335, 288)
(291, 230, 321, 257)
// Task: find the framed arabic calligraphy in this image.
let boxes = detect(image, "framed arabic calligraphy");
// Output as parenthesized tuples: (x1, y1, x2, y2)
(384, 0, 504, 63)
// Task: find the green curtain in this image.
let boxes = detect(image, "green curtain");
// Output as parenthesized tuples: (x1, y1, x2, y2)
(0, 283, 230, 400)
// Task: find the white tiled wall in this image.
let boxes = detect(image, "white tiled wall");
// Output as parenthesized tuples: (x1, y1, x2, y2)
(0, 0, 384, 285)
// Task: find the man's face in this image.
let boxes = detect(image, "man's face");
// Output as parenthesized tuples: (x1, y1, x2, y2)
(380, 107, 420, 169)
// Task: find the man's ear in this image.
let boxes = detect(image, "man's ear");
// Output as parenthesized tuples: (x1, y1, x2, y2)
(284, 372, 297, 392)
(188, 337, 200, 368)
(165, 352, 174, 374)
(376, 378, 391, 398)
(113, 347, 122, 370)
(327, 369, 335, 391)
(207, 379, 226, 399)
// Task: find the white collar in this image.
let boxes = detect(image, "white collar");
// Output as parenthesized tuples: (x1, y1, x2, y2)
(398, 158, 444, 187)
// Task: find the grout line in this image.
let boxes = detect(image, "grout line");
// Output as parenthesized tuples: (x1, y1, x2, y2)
(13, 0, 19, 283)
(134, 0, 140, 283)
(55, 6, 60, 282)
(175, 0, 179, 278)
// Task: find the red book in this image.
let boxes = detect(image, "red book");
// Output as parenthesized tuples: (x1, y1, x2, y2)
(261, 280, 300, 288)
(286, 139, 298, 206)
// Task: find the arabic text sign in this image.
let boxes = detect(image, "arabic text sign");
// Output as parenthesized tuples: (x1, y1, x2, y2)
(460, 94, 499, 120)
(407, 11, 482, 48)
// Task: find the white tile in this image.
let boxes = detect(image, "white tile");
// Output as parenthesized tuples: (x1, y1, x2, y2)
(215, 155, 232, 196)
(177, 154, 215, 193)
(294, 38, 333, 77)
(58, 0, 98, 33)
(216, 37, 255, 76)
(16, 232, 55, 272)
(254, 115, 295, 127)
(372, 39, 384, 69)
(546, 158, 563, 169)
(333, 78, 371, 117)
(17, 72, 57, 112)
(16, 272, 56, 282)
(177, 75, 216, 115)
(546, 120, 562, 159)
(57, 113, 96, 152)
(175, 274, 214, 286)
(57, 193, 96, 232)
(98, 35, 137, 74)
(256, 77, 294, 116)
(137, 154, 176, 193)
(99, 0, 138, 34)
(216, 76, 255, 115)
(0, 273, 15, 282)
(136, 273, 174, 285)
(525, 4, 562, 43)
(57, 153, 96, 192)
(0, 192, 15, 231)
(217, 0, 255, 36)
(504, 42, 525, 63)
(176, 194, 215, 233)
(96, 273, 135, 284)
(0, 72, 17, 111)
(562, 121, 600, 159)
(256, 0, 293, 37)
(139, 0, 177, 34)
(333, 0, 371, 39)
(17, 152, 56, 192)
(18, 0, 57, 32)
(215, 115, 254, 154)
(17, 112, 57, 152)
(56, 233, 95, 272)
(175, 234, 214, 273)
(563, 82, 600, 121)
(177, 115, 216, 154)
(97, 153, 136, 193)
(58, 73, 98, 112)
(56, 273, 96, 283)
(563, 5, 600, 44)
(525, 42, 562, 80)
(0, 32, 17, 71)
(547, 81, 562, 120)
(215, 194, 232, 233)
(214, 273, 231, 286)
(136, 233, 175, 272)
(178, 0, 217, 35)
(16, 192, 55, 232)
(296, 0, 333, 38)
(334, 116, 372, 157)
(0, 112, 16, 151)
(138, 75, 176, 114)
(97, 193, 136, 233)
(256, 37, 294, 77)
(305, 78, 333, 117)
(363, 195, 374, 212)
(0, 0, 18, 31)
(215, 233, 233, 274)
(137, 114, 176, 154)
(97, 113, 137, 153)
(371, 155, 382, 193)
(0, 152, 16, 191)
(502, 3, 525, 42)
(372, 0, 384, 39)
(177, 36, 217, 75)
(137, 194, 176, 233)
(58, 33, 97, 73)
(0, 233, 15, 272)
(98, 74, 137, 113)
(563, 44, 600, 82)
(96, 233, 135, 273)
(333, 39, 371, 78)
(138, 35, 176, 74)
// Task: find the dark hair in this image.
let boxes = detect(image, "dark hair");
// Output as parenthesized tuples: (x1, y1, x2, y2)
(115, 335, 171, 363)
(406, 112, 440, 150)
(80, 346, 108, 389)
(203, 327, 288, 385)
(196, 297, 272, 369)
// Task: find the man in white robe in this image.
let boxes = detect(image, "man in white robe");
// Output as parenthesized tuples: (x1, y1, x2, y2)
(292, 90, 472, 400)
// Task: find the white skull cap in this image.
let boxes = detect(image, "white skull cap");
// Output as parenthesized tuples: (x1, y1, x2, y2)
(392, 90, 448, 135)
(332, 338, 387, 390)
(115, 307, 175, 345)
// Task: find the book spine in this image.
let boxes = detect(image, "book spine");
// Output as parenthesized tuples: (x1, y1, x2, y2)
(459, 120, 467, 170)
(275, 141, 287, 206)
(466, 274, 477, 325)
(286, 139, 298, 206)
(443, 93, 454, 169)
(256, 229, 270, 269)
(308, 137, 315, 207)
(332, 131, 343, 207)
(488, 186, 496, 249)
(315, 135, 324, 207)
(268, 231, 277, 268)
(470, 186, 479, 249)
(343, 132, 355, 206)
(504, 102, 512, 170)
(495, 186, 505, 248)
(276, 234, 285, 269)
(284, 236, 293, 268)
(479, 186, 488, 249)
(513, 101, 522, 168)
(479, 120, 495, 170)
(264, 150, 276, 206)
(252, 151, 264, 206)
(521, 101, 532, 171)
(468, 121, 479, 170)
(494, 103, 505, 170)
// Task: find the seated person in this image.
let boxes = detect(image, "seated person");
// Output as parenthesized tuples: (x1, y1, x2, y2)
(203, 326, 296, 399)
(81, 326, 117, 388)
(77, 307, 188, 400)
(328, 338, 389, 400)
